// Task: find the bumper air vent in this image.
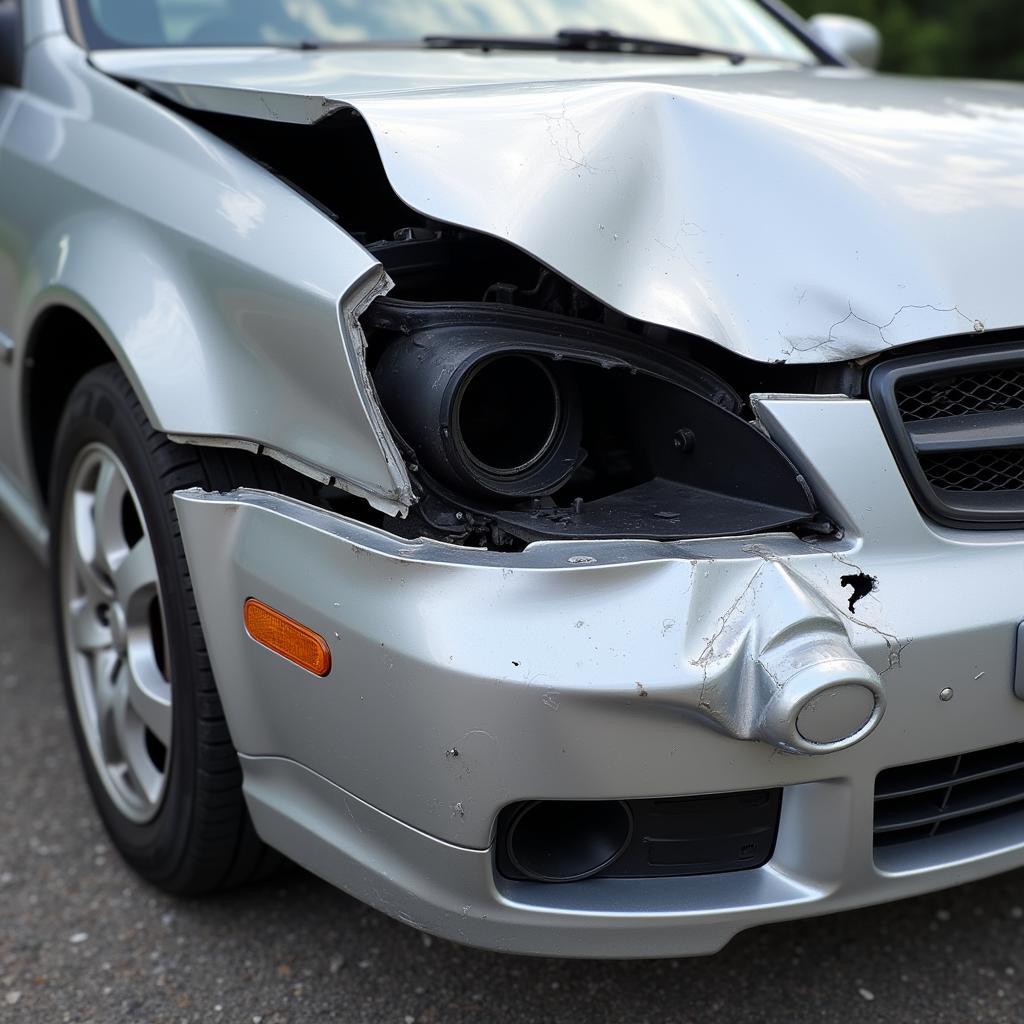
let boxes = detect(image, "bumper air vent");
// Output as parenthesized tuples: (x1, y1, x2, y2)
(875, 742, 1024, 849)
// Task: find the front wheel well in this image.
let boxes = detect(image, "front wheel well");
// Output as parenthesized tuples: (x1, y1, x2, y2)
(24, 306, 117, 508)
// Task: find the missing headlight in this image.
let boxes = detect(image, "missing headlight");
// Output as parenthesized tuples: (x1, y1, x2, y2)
(367, 299, 818, 546)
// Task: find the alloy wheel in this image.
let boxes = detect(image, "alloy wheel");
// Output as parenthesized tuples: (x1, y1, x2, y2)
(59, 443, 172, 823)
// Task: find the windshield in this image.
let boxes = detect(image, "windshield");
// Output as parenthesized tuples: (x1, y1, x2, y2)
(71, 0, 815, 62)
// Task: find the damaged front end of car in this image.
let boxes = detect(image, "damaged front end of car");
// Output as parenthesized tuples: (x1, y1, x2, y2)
(95, 67, 1024, 955)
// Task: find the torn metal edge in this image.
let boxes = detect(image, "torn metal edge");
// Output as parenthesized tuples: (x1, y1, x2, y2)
(337, 264, 413, 514)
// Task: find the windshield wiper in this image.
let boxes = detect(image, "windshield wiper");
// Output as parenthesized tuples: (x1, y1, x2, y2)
(423, 28, 746, 64)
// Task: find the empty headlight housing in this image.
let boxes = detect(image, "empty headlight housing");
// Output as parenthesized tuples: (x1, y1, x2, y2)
(369, 300, 816, 545)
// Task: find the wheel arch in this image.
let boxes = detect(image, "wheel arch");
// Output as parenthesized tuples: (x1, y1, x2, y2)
(22, 299, 120, 508)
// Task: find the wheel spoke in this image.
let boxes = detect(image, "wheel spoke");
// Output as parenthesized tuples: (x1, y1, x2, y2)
(114, 669, 164, 807)
(113, 540, 158, 611)
(110, 662, 131, 749)
(70, 491, 111, 601)
(124, 750, 164, 808)
(93, 650, 121, 758)
(68, 597, 112, 653)
(126, 649, 172, 747)
(92, 459, 129, 578)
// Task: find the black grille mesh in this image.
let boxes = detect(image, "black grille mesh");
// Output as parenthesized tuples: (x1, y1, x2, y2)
(871, 347, 1024, 525)
(920, 448, 1024, 492)
(896, 367, 1024, 422)
(875, 742, 1024, 849)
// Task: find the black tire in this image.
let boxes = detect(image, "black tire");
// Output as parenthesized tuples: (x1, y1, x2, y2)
(49, 363, 312, 894)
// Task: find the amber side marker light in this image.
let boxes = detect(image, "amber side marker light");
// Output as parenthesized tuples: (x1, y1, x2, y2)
(243, 598, 332, 677)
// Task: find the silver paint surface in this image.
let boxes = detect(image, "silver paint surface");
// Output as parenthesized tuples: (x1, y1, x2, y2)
(95, 47, 1024, 363)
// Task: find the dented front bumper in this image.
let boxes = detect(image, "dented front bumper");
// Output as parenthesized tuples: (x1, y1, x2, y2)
(174, 396, 1024, 957)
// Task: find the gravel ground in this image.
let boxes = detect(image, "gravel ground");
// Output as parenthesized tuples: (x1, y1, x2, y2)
(4, 519, 1024, 1024)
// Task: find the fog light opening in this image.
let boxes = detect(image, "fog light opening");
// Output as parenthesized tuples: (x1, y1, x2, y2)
(505, 800, 633, 883)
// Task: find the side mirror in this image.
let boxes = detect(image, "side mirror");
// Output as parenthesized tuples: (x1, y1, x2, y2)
(0, 2, 21, 87)
(808, 13, 882, 70)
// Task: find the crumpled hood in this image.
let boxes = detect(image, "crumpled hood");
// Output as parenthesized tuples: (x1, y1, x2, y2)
(95, 49, 1024, 363)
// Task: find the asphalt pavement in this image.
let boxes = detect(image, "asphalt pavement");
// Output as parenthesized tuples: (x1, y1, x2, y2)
(3, 518, 1024, 1023)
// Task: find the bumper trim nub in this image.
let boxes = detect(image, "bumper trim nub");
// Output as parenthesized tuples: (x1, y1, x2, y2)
(686, 562, 886, 755)
(752, 618, 885, 754)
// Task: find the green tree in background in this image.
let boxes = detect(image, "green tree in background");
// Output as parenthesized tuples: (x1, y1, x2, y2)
(788, 0, 1024, 78)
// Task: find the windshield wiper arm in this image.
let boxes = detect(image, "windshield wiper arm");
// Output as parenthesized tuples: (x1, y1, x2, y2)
(424, 28, 746, 64)
(559, 29, 746, 63)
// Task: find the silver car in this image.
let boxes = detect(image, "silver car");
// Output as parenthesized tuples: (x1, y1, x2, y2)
(3, 0, 1024, 958)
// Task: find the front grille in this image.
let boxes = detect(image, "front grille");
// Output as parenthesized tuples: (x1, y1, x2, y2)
(920, 448, 1024, 492)
(896, 367, 1024, 422)
(870, 344, 1024, 526)
(875, 742, 1024, 848)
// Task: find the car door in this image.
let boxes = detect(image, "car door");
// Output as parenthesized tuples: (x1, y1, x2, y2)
(0, 0, 26, 503)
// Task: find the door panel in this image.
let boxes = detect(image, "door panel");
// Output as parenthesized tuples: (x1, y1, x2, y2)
(0, 0, 30, 513)
(0, 86, 24, 488)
